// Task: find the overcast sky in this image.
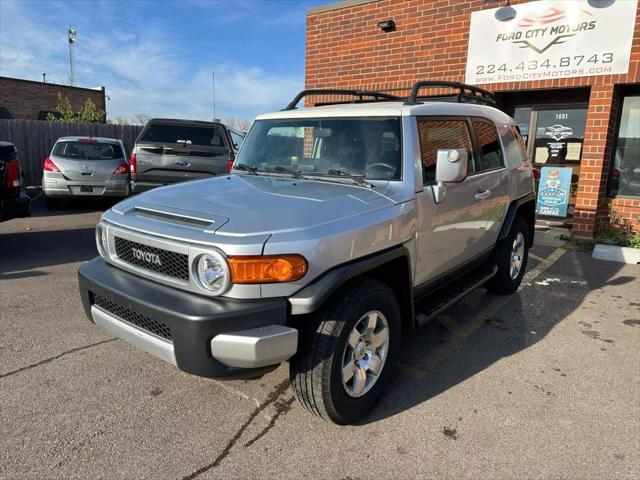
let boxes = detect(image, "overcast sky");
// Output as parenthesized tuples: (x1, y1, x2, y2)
(0, 0, 325, 122)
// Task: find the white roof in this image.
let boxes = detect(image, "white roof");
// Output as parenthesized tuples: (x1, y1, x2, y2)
(257, 101, 514, 125)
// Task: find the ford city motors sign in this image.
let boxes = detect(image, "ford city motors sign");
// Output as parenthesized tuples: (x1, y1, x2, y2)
(465, 0, 638, 85)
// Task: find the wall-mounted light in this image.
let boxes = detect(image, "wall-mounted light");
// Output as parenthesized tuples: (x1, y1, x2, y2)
(377, 19, 396, 32)
(587, 0, 615, 8)
(484, 0, 517, 22)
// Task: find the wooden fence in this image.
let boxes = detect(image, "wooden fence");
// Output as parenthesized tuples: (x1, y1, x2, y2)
(0, 119, 143, 186)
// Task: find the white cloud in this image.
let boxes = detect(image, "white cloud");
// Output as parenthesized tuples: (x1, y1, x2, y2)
(0, 0, 304, 122)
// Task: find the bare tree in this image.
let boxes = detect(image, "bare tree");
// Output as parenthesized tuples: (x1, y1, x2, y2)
(132, 113, 151, 125)
(222, 116, 252, 133)
(108, 113, 150, 126)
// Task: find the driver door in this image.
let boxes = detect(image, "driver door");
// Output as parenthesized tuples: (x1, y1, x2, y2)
(414, 117, 496, 285)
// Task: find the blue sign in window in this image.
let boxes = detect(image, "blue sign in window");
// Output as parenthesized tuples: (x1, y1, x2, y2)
(536, 167, 573, 218)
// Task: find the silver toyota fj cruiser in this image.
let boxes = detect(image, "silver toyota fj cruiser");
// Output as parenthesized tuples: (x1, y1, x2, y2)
(78, 81, 535, 424)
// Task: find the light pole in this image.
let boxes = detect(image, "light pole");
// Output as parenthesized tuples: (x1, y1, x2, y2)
(212, 71, 216, 121)
(68, 26, 76, 86)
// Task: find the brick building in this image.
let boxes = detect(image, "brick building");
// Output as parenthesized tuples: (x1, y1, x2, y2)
(305, 0, 640, 236)
(0, 76, 106, 122)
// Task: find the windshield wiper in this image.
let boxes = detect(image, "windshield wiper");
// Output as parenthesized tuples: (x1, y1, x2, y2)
(321, 169, 374, 188)
(234, 163, 259, 175)
(263, 165, 305, 179)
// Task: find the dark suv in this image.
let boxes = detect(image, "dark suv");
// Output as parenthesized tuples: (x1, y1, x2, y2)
(129, 118, 244, 194)
(0, 141, 30, 221)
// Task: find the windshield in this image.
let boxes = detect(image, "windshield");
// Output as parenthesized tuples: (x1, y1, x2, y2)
(52, 141, 123, 160)
(235, 117, 402, 180)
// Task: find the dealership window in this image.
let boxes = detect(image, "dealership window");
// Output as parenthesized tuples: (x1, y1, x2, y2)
(417, 119, 474, 184)
(610, 95, 640, 198)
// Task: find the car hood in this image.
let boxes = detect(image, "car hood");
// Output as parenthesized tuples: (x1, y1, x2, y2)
(118, 174, 398, 236)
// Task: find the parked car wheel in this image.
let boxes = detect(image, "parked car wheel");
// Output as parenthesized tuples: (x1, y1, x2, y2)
(290, 278, 401, 424)
(485, 216, 529, 294)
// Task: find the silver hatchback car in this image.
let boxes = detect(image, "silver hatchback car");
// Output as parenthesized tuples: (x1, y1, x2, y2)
(43, 136, 130, 208)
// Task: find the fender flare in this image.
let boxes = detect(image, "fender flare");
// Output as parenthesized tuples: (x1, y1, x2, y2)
(288, 244, 413, 317)
(498, 193, 536, 246)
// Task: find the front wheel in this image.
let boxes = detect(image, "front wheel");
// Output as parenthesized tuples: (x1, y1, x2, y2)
(290, 278, 401, 424)
(485, 216, 529, 294)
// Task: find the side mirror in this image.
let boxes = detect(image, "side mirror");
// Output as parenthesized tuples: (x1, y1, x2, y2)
(432, 148, 468, 204)
(436, 148, 468, 183)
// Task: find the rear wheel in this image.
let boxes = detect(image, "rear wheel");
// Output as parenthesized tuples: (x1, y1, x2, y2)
(290, 278, 401, 424)
(485, 216, 529, 294)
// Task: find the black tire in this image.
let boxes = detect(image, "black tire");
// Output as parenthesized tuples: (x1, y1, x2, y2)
(485, 216, 529, 294)
(290, 277, 401, 425)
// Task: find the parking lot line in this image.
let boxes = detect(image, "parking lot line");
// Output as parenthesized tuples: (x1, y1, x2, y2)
(406, 247, 566, 380)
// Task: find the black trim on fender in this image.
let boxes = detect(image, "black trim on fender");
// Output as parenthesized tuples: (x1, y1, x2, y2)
(288, 244, 413, 316)
(498, 193, 536, 246)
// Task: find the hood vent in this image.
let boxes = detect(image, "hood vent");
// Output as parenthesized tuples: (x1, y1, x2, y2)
(134, 204, 221, 233)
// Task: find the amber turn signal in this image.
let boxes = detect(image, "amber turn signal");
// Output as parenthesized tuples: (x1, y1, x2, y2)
(228, 255, 307, 284)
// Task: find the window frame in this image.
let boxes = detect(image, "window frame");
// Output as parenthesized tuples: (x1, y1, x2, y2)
(469, 116, 507, 174)
(608, 91, 640, 199)
(235, 116, 404, 181)
(228, 129, 245, 151)
(416, 115, 477, 186)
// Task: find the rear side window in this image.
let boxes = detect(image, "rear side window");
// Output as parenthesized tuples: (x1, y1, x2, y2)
(473, 119, 504, 171)
(417, 119, 474, 184)
(497, 125, 526, 168)
(52, 141, 123, 160)
(140, 124, 226, 148)
(229, 130, 244, 150)
(512, 126, 528, 160)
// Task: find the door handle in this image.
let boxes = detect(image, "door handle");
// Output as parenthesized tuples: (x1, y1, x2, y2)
(175, 160, 190, 167)
(474, 189, 491, 201)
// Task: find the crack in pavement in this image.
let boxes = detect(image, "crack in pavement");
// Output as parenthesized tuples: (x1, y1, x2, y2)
(0, 338, 117, 380)
(181, 378, 291, 480)
(244, 396, 296, 448)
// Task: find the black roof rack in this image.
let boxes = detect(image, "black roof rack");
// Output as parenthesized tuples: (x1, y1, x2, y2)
(283, 81, 497, 110)
(282, 89, 402, 110)
(403, 81, 496, 107)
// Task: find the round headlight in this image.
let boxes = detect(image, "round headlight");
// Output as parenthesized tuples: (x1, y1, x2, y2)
(95, 224, 108, 257)
(195, 252, 230, 295)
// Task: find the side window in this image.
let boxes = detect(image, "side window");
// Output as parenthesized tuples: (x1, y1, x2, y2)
(473, 119, 504, 172)
(512, 126, 528, 161)
(230, 131, 244, 150)
(497, 124, 525, 168)
(417, 119, 473, 185)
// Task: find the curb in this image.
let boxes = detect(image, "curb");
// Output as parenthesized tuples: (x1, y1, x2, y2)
(592, 244, 640, 264)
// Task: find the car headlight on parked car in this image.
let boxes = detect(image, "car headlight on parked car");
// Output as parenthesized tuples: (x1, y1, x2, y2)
(195, 251, 231, 295)
(95, 224, 108, 257)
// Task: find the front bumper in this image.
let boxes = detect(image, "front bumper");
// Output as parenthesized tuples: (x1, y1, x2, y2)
(0, 192, 30, 221)
(78, 257, 296, 378)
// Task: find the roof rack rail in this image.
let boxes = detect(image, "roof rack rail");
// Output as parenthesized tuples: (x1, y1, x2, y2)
(404, 81, 496, 107)
(283, 89, 402, 111)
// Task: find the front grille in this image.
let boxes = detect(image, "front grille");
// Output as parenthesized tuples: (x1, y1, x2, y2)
(92, 293, 173, 341)
(114, 236, 189, 281)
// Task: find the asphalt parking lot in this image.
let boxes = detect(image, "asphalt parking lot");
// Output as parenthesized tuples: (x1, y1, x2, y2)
(1, 197, 639, 480)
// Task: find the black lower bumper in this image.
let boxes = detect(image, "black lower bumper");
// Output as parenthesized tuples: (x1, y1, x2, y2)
(0, 192, 30, 221)
(78, 257, 289, 378)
